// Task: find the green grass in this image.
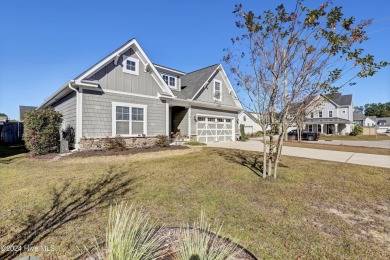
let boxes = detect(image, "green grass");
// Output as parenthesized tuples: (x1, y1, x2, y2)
(0, 142, 28, 158)
(184, 141, 207, 146)
(0, 147, 389, 259)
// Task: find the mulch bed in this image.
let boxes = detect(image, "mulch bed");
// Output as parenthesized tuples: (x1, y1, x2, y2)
(67, 145, 188, 159)
(155, 227, 257, 260)
(84, 227, 257, 260)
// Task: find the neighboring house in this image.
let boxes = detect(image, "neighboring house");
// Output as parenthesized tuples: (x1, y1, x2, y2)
(238, 111, 262, 134)
(303, 93, 354, 135)
(19, 106, 37, 121)
(39, 38, 242, 149)
(364, 116, 377, 127)
(353, 112, 365, 126)
(376, 117, 390, 133)
(353, 113, 376, 127)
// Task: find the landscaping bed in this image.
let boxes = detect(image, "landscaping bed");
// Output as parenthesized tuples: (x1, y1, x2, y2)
(67, 145, 188, 158)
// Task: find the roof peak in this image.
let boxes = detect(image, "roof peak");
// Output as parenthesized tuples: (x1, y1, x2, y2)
(186, 64, 220, 75)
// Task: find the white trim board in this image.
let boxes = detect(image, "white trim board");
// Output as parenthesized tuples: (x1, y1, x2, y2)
(104, 89, 160, 100)
(111, 101, 148, 137)
(191, 65, 220, 100)
(75, 39, 174, 97)
(154, 64, 186, 75)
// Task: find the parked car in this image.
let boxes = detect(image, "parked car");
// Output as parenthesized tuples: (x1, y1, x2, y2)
(386, 129, 390, 133)
(287, 130, 320, 141)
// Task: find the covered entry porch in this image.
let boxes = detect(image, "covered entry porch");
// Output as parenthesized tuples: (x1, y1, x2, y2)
(304, 118, 352, 135)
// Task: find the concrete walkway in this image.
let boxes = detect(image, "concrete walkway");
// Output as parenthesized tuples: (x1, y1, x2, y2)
(207, 140, 390, 169)
(308, 140, 390, 149)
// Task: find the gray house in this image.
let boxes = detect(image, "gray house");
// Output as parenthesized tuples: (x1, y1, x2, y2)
(303, 93, 354, 135)
(39, 38, 242, 149)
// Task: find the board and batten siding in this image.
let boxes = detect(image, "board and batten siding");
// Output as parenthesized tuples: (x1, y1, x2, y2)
(82, 90, 167, 137)
(51, 91, 77, 131)
(195, 71, 237, 107)
(89, 49, 161, 97)
(155, 67, 182, 92)
(190, 106, 239, 136)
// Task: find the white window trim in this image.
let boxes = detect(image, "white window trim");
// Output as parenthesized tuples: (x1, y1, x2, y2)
(161, 74, 177, 89)
(213, 79, 222, 102)
(112, 102, 147, 137)
(329, 110, 333, 117)
(122, 56, 139, 75)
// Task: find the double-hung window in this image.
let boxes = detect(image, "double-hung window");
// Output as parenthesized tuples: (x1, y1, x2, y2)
(329, 111, 333, 117)
(319, 111, 322, 118)
(122, 57, 139, 75)
(113, 102, 147, 136)
(214, 80, 222, 101)
(162, 74, 177, 89)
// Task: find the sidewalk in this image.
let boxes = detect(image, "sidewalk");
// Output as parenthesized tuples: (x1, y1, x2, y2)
(206, 140, 390, 169)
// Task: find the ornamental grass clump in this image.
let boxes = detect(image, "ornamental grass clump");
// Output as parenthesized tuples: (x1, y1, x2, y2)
(90, 203, 166, 260)
(175, 212, 241, 260)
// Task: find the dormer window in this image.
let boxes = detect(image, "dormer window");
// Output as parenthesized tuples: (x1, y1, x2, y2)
(162, 74, 177, 89)
(122, 57, 139, 75)
(214, 80, 222, 101)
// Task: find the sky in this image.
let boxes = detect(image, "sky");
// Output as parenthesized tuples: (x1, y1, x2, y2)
(1, 0, 389, 120)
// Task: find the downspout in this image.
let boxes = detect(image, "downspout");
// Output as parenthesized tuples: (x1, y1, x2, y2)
(68, 80, 81, 150)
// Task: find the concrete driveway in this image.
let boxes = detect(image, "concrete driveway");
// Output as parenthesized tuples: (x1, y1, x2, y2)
(207, 140, 390, 169)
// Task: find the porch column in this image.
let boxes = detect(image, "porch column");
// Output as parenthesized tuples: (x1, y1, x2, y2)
(320, 124, 324, 134)
(335, 123, 338, 134)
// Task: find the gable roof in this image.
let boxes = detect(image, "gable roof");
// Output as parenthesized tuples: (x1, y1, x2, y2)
(19, 106, 37, 121)
(328, 93, 353, 106)
(171, 64, 219, 99)
(75, 38, 174, 97)
(353, 112, 365, 121)
(243, 111, 260, 124)
(377, 117, 390, 126)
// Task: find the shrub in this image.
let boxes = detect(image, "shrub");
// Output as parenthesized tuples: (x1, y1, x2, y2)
(176, 212, 241, 260)
(23, 108, 62, 155)
(62, 125, 75, 144)
(89, 203, 166, 260)
(271, 123, 280, 134)
(354, 125, 363, 135)
(104, 136, 126, 150)
(184, 141, 206, 146)
(154, 135, 170, 147)
(239, 124, 249, 141)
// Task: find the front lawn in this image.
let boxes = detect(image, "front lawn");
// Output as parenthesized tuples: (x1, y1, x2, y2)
(0, 147, 389, 259)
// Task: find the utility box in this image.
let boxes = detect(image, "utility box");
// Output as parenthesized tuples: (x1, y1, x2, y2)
(60, 139, 69, 153)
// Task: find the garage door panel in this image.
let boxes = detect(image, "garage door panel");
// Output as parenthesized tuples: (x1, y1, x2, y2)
(196, 116, 234, 142)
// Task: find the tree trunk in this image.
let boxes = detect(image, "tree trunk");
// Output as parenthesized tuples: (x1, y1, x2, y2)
(273, 122, 287, 179)
(262, 124, 267, 178)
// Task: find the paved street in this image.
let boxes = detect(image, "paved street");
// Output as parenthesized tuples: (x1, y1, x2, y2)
(207, 140, 390, 169)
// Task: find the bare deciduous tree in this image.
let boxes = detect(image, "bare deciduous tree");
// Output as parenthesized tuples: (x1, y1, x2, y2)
(224, 0, 388, 178)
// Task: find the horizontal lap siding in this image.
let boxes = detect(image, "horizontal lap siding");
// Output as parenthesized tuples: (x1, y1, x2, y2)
(82, 90, 166, 137)
(52, 91, 77, 131)
(190, 106, 238, 136)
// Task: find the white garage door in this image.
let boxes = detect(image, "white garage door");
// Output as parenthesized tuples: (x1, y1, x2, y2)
(196, 116, 234, 142)
(244, 125, 253, 134)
